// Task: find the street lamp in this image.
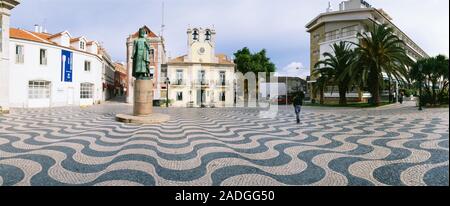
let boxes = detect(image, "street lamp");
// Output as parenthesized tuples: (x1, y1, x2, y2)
(165, 77, 170, 107)
(418, 65, 423, 111)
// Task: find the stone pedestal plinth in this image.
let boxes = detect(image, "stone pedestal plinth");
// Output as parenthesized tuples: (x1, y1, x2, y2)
(116, 79, 170, 125)
(134, 79, 153, 116)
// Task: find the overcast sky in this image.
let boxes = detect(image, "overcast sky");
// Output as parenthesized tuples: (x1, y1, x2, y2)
(10, 0, 449, 78)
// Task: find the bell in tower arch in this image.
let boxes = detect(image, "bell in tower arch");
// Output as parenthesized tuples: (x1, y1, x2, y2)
(205, 30, 212, 41)
(193, 29, 199, 40)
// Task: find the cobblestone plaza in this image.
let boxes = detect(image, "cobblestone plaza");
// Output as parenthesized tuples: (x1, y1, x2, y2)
(0, 102, 448, 186)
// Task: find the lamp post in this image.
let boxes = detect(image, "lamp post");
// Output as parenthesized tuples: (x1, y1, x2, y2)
(285, 76, 288, 105)
(418, 65, 423, 111)
(165, 77, 170, 107)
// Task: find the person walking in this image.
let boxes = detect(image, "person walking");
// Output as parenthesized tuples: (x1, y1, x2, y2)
(399, 91, 404, 104)
(293, 91, 305, 124)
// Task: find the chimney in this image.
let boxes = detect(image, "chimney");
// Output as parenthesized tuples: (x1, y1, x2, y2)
(34, 24, 39, 33)
(39, 26, 43, 33)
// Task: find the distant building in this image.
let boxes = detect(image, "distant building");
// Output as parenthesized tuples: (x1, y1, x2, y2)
(126, 26, 166, 103)
(1, 28, 115, 110)
(162, 27, 235, 107)
(260, 76, 307, 101)
(0, 0, 116, 110)
(305, 0, 428, 102)
(114, 62, 127, 97)
(99, 47, 115, 101)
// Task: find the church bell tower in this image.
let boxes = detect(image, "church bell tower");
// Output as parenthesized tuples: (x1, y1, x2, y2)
(186, 27, 218, 63)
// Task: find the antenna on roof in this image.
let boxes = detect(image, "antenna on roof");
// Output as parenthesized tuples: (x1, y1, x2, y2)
(326, 1, 333, 12)
(160, 1, 166, 37)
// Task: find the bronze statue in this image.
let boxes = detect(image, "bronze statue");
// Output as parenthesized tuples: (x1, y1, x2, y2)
(132, 28, 152, 80)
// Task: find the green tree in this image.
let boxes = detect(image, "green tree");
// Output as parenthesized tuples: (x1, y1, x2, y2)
(410, 55, 449, 106)
(314, 42, 356, 105)
(348, 23, 412, 106)
(234, 47, 276, 101)
(234, 47, 276, 77)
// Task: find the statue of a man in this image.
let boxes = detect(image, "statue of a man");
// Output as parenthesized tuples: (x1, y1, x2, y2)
(132, 28, 152, 80)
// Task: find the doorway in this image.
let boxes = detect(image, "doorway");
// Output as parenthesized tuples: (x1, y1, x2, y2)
(196, 89, 206, 107)
(67, 88, 74, 105)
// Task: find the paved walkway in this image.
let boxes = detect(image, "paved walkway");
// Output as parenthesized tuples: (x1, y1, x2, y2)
(0, 102, 448, 186)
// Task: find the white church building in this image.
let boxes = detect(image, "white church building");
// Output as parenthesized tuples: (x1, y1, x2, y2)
(1, 0, 113, 111)
(162, 27, 235, 107)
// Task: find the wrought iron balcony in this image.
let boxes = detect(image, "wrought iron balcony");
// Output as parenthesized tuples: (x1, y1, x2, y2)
(172, 79, 185, 86)
(215, 80, 229, 87)
(193, 79, 210, 86)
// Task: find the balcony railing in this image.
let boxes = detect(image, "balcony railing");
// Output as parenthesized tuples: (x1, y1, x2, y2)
(16, 54, 24, 64)
(321, 30, 358, 43)
(172, 79, 185, 86)
(193, 80, 210, 86)
(215, 80, 229, 86)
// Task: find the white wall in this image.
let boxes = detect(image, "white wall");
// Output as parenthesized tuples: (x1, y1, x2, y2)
(8, 39, 103, 108)
(0, 12, 11, 110)
(167, 64, 234, 107)
(50, 33, 71, 47)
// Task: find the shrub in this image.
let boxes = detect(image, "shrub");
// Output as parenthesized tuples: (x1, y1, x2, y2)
(403, 89, 416, 97)
(160, 99, 174, 106)
(438, 90, 449, 104)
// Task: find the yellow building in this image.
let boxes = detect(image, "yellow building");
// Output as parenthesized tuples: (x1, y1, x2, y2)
(162, 27, 235, 107)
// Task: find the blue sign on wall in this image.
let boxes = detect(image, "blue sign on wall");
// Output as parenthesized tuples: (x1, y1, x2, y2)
(61, 50, 73, 82)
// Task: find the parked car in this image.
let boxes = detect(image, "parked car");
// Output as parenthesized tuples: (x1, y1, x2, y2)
(271, 95, 291, 105)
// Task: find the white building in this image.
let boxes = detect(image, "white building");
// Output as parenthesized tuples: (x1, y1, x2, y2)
(99, 46, 116, 101)
(0, 0, 21, 113)
(162, 27, 235, 107)
(0, 1, 113, 110)
(305, 0, 429, 101)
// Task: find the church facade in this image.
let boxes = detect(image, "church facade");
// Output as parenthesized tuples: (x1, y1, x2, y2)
(162, 27, 235, 107)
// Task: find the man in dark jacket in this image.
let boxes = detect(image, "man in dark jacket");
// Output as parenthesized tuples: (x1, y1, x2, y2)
(293, 91, 305, 124)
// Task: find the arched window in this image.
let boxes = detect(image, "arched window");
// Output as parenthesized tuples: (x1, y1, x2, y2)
(205, 30, 211, 41)
(149, 49, 155, 62)
(28, 80, 51, 99)
(80, 83, 94, 99)
(193, 29, 199, 40)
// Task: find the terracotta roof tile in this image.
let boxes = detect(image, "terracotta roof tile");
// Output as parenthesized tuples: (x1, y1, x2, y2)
(29, 32, 52, 41)
(48, 31, 69, 39)
(9, 28, 102, 58)
(131, 25, 158, 38)
(168, 54, 234, 65)
(70, 37, 87, 43)
(114, 63, 127, 74)
(216, 54, 234, 64)
(10, 28, 47, 43)
(168, 55, 186, 63)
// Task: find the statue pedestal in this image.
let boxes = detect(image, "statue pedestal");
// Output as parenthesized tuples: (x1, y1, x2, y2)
(133, 79, 153, 116)
(116, 79, 170, 125)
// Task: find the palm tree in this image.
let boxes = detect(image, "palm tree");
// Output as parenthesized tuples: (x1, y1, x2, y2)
(314, 42, 356, 105)
(347, 23, 412, 106)
(313, 75, 328, 105)
(312, 61, 335, 105)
